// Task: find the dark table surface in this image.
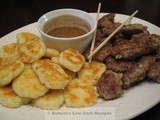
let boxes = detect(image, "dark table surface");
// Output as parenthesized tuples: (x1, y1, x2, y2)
(0, 0, 160, 120)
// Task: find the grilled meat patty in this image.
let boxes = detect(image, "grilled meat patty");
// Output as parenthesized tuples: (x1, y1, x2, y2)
(83, 42, 112, 62)
(105, 56, 134, 73)
(97, 70, 123, 100)
(111, 34, 158, 59)
(147, 62, 160, 83)
(120, 24, 148, 38)
(122, 56, 156, 88)
(96, 29, 105, 42)
(102, 22, 121, 36)
(98, 13, 115, 28)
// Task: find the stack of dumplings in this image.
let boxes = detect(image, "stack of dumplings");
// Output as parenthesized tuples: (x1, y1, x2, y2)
(0, 32, 105, 110)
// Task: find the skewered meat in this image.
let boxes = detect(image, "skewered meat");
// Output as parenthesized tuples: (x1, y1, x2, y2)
(96, 37, 107, 42)
(83, 13, 160, 102)
(93, 42, 112, 62)
(96, 29, 105, 42)
(121, 24, 148, 38)
(105, 56, 134, 73)
(147, 62, 160, 83)
(111, 38, 129, 46)
(97, 70, 123, 100)
(122, 56, 156, 88)
(98, 13, 115, 28)
(98, 13, 121, 37)
(102, 22, 121, 36)
(96, 32, 125, 43)
(83, 42, 112, 62)
(111, 34, 158, 59)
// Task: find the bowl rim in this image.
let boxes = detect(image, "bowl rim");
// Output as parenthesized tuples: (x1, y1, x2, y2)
(37, 8, 97, 41)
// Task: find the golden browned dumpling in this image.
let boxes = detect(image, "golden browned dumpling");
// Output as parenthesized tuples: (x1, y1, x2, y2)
(44, 48, 60, 58)
(59, 48, 85, 72)
(51, 57, 76, 80)
(16, 32, 39, 44)
(0, 85, 31, 108)
(78, 61, 106, 85)
(12, 69, 49, 99)
(63, 68, 76, 80)
(32, 59, 69, 89)
(64, 79, 98, 108)
(0, 58, 24, 87)
(0, 43, 19, 59)
(32, 90, 64, 110)
(24, 63, 32, 69)
(16, 32, 46, 63)
(51, 57, 61, 66)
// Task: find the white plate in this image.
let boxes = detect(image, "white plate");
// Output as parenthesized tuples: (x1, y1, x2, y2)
(0, 13, 160, 120)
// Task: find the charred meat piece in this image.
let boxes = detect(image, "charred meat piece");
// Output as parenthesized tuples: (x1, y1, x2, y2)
(111, 35, 158, 59)
(122, 56, 156, 88)
(96, 29, 105, 42)
(131, 33, 150, 40)
(121, 24, 148, 38)
(145, 34, 160, 61)
(97, 70, 123, 100)
(132, 33, 160, 61)
(102, 22, 121, 36)
(93, 42, 112, 62)
(83, 42, 112, 62)
(147, 62, 160, 83)
(102, 21, 115, 35)
(105, 56, 134, 73)
(132, 33, 160, 45)
(150, 34, 160, 45)
(98, 13, 121, 37)
(150, 34, 160, 61)
(111, 38, 129, 46)
(113, 33, 125, 40)
(98, 13, 115, 28)
(96, 37, 107, 42)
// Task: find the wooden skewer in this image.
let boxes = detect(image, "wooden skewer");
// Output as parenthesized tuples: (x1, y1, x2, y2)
(89, 3, 101, 62)
(88, 10, 138, 59)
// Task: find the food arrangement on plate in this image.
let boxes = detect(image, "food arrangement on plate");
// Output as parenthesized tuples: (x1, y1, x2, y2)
(84, 13, 160, 99)
(0, 32, 99, 109)
(0, 8, 160, 111)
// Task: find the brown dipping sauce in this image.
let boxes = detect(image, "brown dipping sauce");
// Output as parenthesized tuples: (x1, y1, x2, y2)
(47, 26, 87, 38)
(43, 14, 90, 38)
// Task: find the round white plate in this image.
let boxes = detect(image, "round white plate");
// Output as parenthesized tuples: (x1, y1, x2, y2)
(0, 13, 160, 120)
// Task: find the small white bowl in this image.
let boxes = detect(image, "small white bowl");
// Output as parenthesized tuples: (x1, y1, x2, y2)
(37, 9, 97, 53)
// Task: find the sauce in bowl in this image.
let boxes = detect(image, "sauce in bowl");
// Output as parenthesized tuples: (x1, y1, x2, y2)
(47, 26, 87, 38)
(43, 14, 90, 38)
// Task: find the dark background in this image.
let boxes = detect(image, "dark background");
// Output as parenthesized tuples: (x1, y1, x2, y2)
(0, 0, 160, 119)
